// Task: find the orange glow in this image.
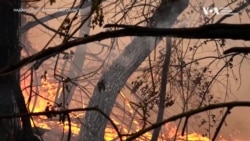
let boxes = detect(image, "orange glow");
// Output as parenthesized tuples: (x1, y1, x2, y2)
(20, 73, 238, 141)
(177, 133, 210, 141)
(61, 121, 81, 135)
(31, 117, 51, 130)
(120, 91, 134, 114)
(103, 122, 229, 141)
(21, 72, 57, 113)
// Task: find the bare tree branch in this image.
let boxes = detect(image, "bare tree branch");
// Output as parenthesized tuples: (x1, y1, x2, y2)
(126, 101, 250, 141)
(224, 47, 250, 54)
(21, 11, 65, 35)
(20, 2, 91, 34)
(212, 108, 231, 141)
(1, 24, 250, 76)
(0, 106, 122, 141)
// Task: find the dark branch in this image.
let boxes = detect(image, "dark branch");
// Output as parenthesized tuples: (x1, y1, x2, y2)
(20, 2, 91, 34)
(223, 47, 250, 55)
(212, 108, 231, 141)
(21, 12, 66, 36)
(1, 24, 250, 76)
(126, 101, 250, 141)
(0, 107, 122, 141)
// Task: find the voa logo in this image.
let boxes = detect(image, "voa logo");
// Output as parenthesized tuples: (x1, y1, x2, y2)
(202, 7, 237, 15)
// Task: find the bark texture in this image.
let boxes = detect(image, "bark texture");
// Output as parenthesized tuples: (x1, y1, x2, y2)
(151, 37, 172, 141)
(79, 0, 189, 140)
(55, 5, 91, 109)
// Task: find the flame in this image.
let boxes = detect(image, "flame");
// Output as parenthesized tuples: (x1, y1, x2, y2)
(104, 122, 220, 141)
(21, 72, 57, 113)
(31, 117, 51, 130)
(20, 73, 241, 141)
(21, 72, 82, 137)
(120, 91, 134, 114)
(104, 123, 212, 141)
(177, 133, 210, 141)
(60, 121, 81, 135)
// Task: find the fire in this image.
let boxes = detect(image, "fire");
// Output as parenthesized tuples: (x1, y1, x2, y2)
(104, 122, 221, 141)
(20, 72, 239, 141)
(177, 133, 210, 141)
(104, 126, 152, 141)
(60, 121, 81, 135)
(21, 71, 57, 113)
(31, 117, 51, 130)
(104, 121, 212, 141)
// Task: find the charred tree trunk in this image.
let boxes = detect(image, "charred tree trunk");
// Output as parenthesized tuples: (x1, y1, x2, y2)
(54, 5, 91, 109)
(151, 37, 172, 141)
(0, 0, 36, 140)
(79, 0, 189, 140)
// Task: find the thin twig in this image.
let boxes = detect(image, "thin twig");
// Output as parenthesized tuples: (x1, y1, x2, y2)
(212, 108, 231, 141)
(1, 24, 250, 76)
(126, 101, 250, 141)
(181, 116, 189, 136)
(0, 107, 122, 141)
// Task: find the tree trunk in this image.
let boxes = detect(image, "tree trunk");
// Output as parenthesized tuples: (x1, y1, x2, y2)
(79, 1, 189, 140)
(0, 0, 35, 140)
(151, 37, 172, 141)
(54, 5, 91, 109)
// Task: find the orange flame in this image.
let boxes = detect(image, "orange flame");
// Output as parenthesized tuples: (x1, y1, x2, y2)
(21, 74, 239, 141)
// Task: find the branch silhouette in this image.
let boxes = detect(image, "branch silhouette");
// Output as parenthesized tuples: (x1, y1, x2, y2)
(0, 106, 122, 140)
(126, 101, 250, 141)
(224, 47, 250, 55)
(1, 24, 250, 76)
(3, 102, 250, 141)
